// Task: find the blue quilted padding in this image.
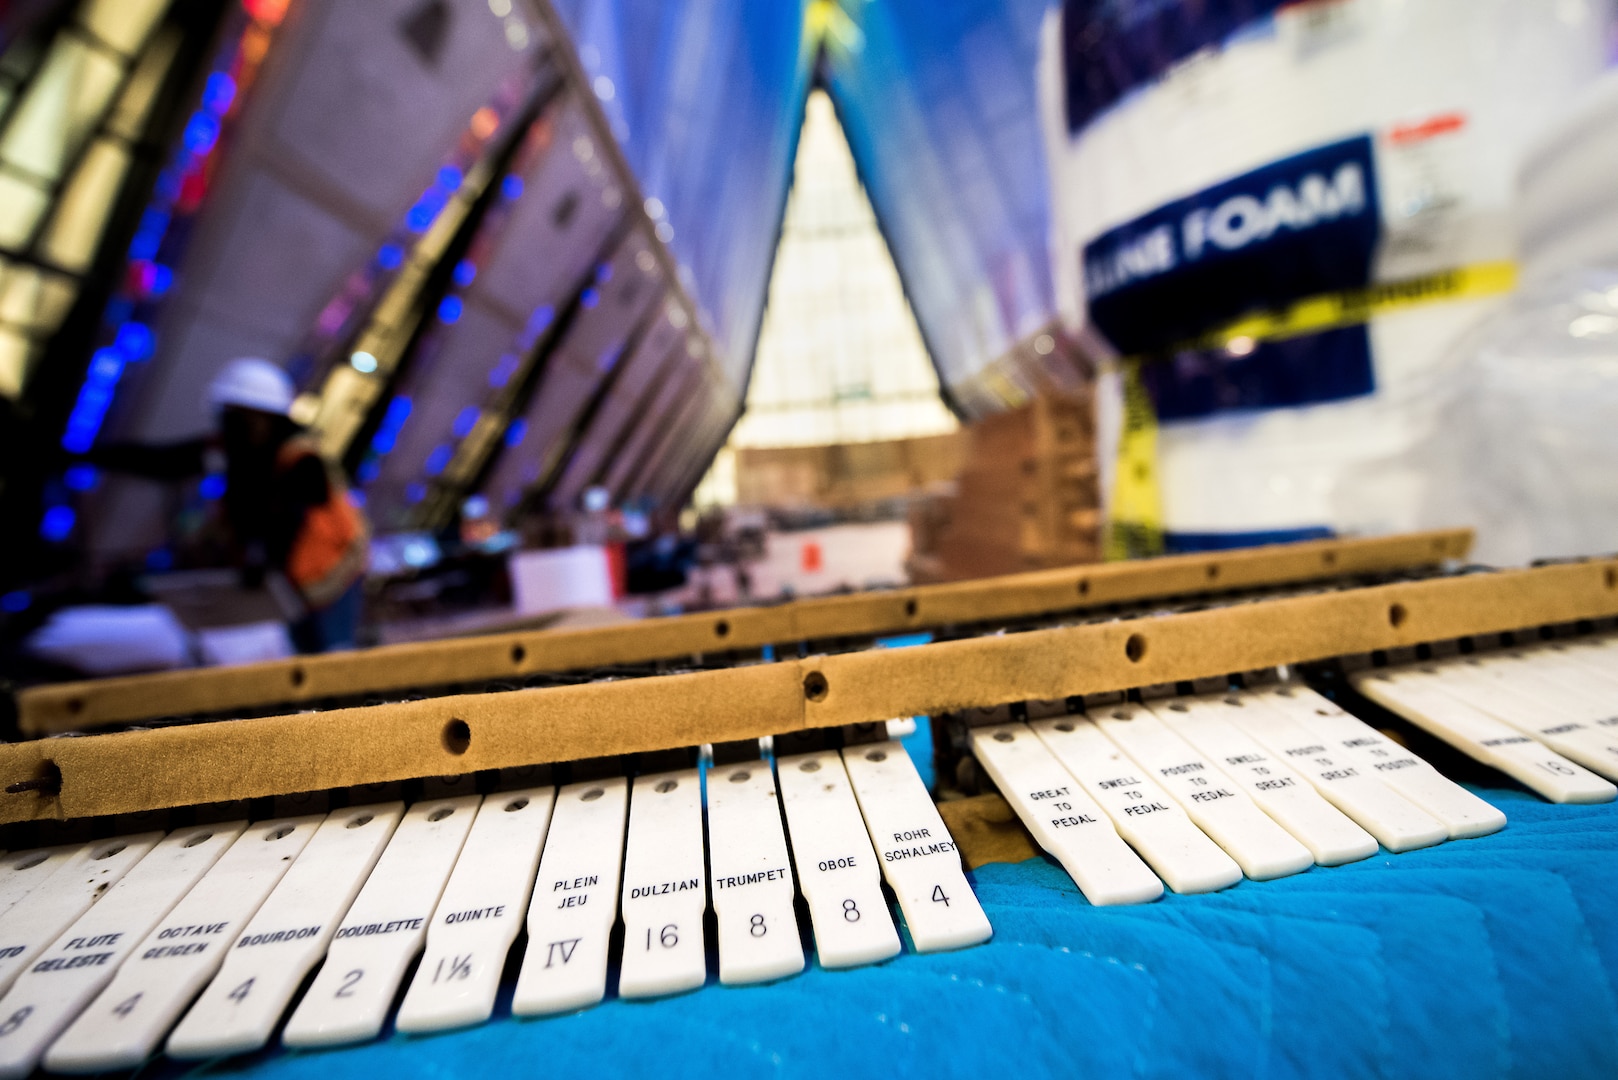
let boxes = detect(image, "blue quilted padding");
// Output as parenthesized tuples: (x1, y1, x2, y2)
(187, 729, 1618, 1080)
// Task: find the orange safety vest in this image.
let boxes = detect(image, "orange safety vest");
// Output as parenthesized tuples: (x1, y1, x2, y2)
(276, 438, 371, 610)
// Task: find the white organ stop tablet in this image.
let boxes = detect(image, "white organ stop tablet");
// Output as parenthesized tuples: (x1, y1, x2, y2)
(706, 761, 805, 985)
(1093, 704, 1314, 880)
(1546, 636, 1618, 684)
(0, 834, 161, 998)
(1251, 683, 1506, 839)
(1489, 645, 1618, 717)
(0, 845, 86, 921)
(1354, 670, 1616, 804)
(1216, 693, 1449, 854)
(0, 823, 240, 1080)
(1220, 691, 1448, 852)
(45, 816, 321, 1074)
(1151, 696, 1378, 865)
(166, 803, 402, 1059)
(394, 787, 555, 1033)
(842, 741, 992, 952)
(618, 768, 709, 999)
(969, 723, 1163, 905)
(282, 795, 480, 1047)
(513, 777, 629, 1016)
(1424, 657, 1618, 782)
(1031, 716, 1242, 895)
(776, 750, 901, 968)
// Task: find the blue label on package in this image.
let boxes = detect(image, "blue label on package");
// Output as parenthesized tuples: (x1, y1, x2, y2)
(1063, 0, 1288, 136)
(1141, 325, 1375, 423)
(1082, 136, 1380, 356)
(1163, 525, 1335, 553)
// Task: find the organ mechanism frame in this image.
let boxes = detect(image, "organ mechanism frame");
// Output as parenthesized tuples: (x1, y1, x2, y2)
(6, 529, 1618, 826)
(18, 530, 1473, 732)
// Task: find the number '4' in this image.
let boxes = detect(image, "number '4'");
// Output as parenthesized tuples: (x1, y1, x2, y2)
(931, 885, 950, 907)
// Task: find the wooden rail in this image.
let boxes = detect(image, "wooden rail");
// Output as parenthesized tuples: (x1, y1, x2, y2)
(15, 530, 1471, 734)
(5, 554, 1614, 825)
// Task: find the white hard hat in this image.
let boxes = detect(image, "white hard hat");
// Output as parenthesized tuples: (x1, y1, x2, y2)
(208, 357, 294, 416)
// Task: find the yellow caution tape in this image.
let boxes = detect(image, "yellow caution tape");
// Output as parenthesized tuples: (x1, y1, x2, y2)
(1104, 358, 1164, 560)
(1137, 259, 1518, 361)
(1106, 260, 1518, 559)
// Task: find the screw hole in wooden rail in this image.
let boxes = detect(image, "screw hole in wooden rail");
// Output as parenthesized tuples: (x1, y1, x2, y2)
(290, 666, 305, 688)
(442, 718, 471, 755)
(714, 619, 730, 639)
(1206, 564, 1220, 581)
(1125, 633, 1147, 663)
(803, 670, 829, 702)
(1077, 578, 1090, 598)
(1388, 603, 1409, 629)
(511, 643, 526, 665)
(1606, 566, 1617, 590)
(904, 598, 918, 618)
(1322, 551, 1338, 569)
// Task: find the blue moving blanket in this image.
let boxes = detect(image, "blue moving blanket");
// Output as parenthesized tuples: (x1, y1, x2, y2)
(188, 735, 1618, 1080)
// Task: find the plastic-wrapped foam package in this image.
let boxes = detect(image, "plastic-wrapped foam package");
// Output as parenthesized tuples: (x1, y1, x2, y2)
(25, 604, 194, 675)
(1037, 0, 1615, 551)
(1411, 72, 1618, 566)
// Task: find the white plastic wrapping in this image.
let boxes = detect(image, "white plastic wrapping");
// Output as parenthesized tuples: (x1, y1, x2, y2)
(1409, 273, 1618, 566)
(1519, 72, 1618, 287)
(1409, 70, 1618, 566)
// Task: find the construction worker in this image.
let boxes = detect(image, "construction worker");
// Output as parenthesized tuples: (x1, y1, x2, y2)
(86, 357, 370, 652)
